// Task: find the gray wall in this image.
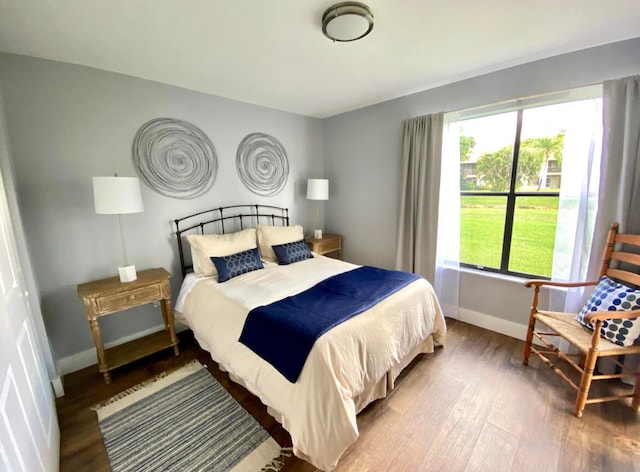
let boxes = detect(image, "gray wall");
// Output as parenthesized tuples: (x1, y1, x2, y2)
(0, 72, 60, 388)
(323, 37, 640, 326)
(2, 37, 640, 368)
(0, 54, 323, 362)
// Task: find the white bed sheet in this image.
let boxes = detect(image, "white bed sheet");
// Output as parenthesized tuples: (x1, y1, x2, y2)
(177, 256, 446, 471)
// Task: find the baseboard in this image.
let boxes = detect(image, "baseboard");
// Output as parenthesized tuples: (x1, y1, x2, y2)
(51, 377, 64, 398)
(457, 308, 530, 342)
(57, 322, 189, 376)
(57, 312, 635, 389)
(59, 311, 531, 375)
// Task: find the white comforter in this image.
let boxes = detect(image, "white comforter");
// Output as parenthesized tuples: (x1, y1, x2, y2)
(176, 256, 446, 471)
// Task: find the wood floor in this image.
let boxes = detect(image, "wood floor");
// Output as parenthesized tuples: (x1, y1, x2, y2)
(57, 319, 640, 471)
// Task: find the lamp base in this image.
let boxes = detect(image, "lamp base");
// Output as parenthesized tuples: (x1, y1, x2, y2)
(118, 265, 137, 283)
(313, 229, 323, 239)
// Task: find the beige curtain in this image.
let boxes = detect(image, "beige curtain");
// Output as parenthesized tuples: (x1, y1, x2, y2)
(584, 75, 640, 286)
(593, 75, 640, 241)
(395, 113, 444, 282)
(581, 75, 640, 385)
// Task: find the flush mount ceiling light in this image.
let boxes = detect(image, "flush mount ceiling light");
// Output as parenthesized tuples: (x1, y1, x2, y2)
(322, 2, 374, 42)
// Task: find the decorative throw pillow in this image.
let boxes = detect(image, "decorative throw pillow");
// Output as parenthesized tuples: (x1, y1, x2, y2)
(186, 228, 257, 277)
(210, 247, 264, 283)
(576, 276, 640, 347)
(272, 239, 313, 265)
(257, 224, 304, 262)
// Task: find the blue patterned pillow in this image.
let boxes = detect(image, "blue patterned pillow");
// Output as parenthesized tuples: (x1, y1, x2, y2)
(576, 276, 640, 347)
(272, 239, 313, 265)
(210, 247, 264, 282)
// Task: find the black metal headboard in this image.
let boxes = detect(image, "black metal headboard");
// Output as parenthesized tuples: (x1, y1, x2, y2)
(174, 204, 290, 278)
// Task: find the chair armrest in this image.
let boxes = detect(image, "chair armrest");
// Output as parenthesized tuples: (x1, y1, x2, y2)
(525, 279, 600, 315)
(524, 279, 599, 289)
(585, 309, 640, 323)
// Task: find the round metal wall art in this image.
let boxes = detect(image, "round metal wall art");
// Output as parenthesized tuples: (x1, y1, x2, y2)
(236, 132, 289, 197)
(132, 118, 218, 199)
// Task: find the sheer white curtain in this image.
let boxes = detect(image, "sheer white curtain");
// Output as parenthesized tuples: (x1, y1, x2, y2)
(550, 97, 603, 312)
(434, 117, 461, 318)
(558, 76, 640, 310)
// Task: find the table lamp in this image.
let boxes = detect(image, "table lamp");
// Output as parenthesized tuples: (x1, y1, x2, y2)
(306, 178, 329, 239)
(92, 176, 144, 282)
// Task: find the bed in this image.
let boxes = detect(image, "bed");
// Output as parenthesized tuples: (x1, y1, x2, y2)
(173, 205, 446, 471)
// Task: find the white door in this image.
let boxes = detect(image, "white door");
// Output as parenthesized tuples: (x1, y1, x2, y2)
(0, 166, 59, 471)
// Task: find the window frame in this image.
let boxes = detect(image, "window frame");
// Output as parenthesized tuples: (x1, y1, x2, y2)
(448, 85, 602, 280)
(459, 109, 561, 279)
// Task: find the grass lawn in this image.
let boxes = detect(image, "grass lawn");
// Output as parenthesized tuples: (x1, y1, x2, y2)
(461, 195, 559, 277)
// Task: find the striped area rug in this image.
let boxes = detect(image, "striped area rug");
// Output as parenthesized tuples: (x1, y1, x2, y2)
(94, 360, 286, 472)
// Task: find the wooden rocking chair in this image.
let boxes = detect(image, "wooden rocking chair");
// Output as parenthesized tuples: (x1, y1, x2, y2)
(523, 223, 640, 417)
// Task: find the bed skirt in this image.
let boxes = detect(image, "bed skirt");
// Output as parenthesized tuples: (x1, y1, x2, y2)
(225, 333, 437, 424)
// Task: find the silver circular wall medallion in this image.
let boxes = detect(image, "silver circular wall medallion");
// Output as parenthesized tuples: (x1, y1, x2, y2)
(236, 132, 289, 197)
(132, 118, 217, 199)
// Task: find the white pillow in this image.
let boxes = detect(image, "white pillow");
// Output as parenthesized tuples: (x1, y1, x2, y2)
(187, 228, 257, 277)
(257, 224, 304, 262)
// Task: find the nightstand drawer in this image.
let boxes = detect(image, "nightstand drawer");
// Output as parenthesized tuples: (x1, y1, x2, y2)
(97, 285, 161, 314)
(317, 238, 341, 253)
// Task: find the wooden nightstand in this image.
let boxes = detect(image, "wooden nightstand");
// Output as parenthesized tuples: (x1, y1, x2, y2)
(77, 267, 179, 383)
(306, 233, 342, 260)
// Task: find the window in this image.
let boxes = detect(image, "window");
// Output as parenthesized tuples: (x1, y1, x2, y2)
(453, 96, 602, 278)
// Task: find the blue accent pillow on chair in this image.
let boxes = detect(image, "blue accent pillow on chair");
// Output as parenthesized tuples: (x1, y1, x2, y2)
(576, 275, 640, 347)
(210, 247, 264, 282)
(272, 239, 313, 265)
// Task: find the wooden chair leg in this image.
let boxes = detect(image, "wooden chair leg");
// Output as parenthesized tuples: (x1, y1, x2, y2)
(523, 286, 541, 367)
(632, 375, 640, 411)
(575, 348, 598, 417)
(523, 316, 535, 366)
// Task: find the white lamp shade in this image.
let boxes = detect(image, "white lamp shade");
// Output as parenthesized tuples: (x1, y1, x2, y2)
(307, 179, 329, 200)
(93, 176, 144, 214)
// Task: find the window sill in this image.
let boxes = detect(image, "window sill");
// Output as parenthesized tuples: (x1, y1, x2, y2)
(458, 266, 526, 284)
(458, 266, 569, 292)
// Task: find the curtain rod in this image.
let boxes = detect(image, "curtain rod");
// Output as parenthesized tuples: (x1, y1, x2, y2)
(446, 83, 602, 122)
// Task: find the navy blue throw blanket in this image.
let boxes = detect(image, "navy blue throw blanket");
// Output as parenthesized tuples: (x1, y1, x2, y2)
(238, 266, 422, 383)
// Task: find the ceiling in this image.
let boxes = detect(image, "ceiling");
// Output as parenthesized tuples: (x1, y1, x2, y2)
(1, 1, 639, 118)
